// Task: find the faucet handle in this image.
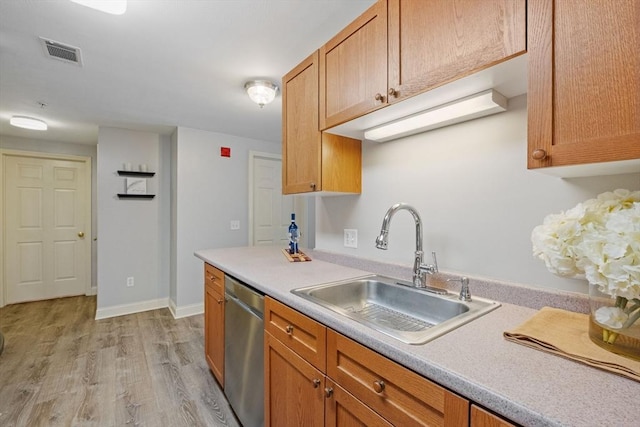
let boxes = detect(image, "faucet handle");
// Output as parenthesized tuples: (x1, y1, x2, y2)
(418, 251, 439, 276)
(447, 277, 471, 302)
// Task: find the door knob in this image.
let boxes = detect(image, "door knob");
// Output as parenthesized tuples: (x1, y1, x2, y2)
(78, 231, 85, 238)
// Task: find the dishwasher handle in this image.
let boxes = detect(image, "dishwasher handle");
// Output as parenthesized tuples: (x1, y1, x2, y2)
(225, 292, 263, 320)
(225, 275, 264, 318)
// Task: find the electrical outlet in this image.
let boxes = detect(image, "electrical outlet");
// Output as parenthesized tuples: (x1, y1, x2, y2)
(344, 229, 358, 248)
(230, 220, 240, 230)
(126, 277, 134, 287)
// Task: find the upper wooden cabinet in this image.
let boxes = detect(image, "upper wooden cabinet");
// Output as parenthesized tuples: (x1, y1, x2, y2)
(282, 51, 362, 195)
(318, 0, 526, 130)
(319, 0, 388, 130)
(527, 0, 640, 170)
(283, 52, 321, 194)
(387, 0, 526, 104)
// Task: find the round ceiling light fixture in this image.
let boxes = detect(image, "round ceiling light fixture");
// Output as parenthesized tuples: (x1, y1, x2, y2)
(244, 80, 278, 108)
(10, 116, 48, 131)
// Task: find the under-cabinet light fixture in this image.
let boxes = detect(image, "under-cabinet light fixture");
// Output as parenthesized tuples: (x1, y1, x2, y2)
(10, 116, 48, 131)
(364, 89, 508, 143)
(70, 0, 127, 15)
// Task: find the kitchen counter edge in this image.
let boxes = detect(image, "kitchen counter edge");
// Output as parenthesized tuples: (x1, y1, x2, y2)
(195, 246, 638, 427)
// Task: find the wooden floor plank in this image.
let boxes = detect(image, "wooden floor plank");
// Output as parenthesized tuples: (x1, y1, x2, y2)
(0, 296, 240, 427)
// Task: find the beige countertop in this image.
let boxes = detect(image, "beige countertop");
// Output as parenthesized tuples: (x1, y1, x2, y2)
(195, 246, 639, 427)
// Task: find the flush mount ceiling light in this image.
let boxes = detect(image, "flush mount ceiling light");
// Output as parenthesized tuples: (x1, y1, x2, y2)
(245, 80, 279, 108)
(10, 116, 48, 131)
(70, 0, 127, 15)
(364, 89, 508, 143)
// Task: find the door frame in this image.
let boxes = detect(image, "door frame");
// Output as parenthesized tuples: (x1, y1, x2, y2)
(0, 149, 92, 307)
(248, 151, 309, 248)
(248, 151, 282, 247)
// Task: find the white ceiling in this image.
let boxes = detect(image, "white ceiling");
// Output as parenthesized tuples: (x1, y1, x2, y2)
(0, 0, 376, 145)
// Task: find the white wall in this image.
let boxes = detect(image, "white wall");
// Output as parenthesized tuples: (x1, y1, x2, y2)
(173, 127, 280, 308)
(0, 134, 98, 291)
(316, 95, 640, 294)
(97, 127, 169, 309)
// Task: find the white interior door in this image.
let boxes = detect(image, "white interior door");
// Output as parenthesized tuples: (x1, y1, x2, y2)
(251, 155, 292, 247)
(4, 154, 89, 304)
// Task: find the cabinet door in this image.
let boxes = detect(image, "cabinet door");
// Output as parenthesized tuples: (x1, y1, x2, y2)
(283, 51, 321, 194)
(528, 0, 640, 169)
(327, 330, 469, 427)
(319, 0, 388, 129)
(265, 332, 325, 427)
(471, 405, 516, 427)
(388, 0, 526, 103)
(264, 297, 327, 371)
(205, 263, 224, 294)
(204, 283, 224, 386)
(325, 379, 393, 427)
(321, 133, 362, 194)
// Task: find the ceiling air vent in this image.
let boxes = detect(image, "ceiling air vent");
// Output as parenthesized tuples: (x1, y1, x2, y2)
(39, 37, 83, 66)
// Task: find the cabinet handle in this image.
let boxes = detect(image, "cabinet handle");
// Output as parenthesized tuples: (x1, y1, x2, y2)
(373, 380, 385, 393)
(388, 88, 397, 98)
(216, 298, 223, 304)
(312, 379, 321, 388)
(285, 325, 294, 335)
(324, 387, 334, 398)
(374, 93, 385, 102)
(532, 149, 547, 160)
(310, 182, 316, 190)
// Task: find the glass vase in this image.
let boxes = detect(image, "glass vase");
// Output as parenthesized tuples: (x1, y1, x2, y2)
(588, 283, 640, 361)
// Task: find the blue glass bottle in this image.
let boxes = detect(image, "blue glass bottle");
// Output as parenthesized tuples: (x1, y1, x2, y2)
(288, 213, 299, 254)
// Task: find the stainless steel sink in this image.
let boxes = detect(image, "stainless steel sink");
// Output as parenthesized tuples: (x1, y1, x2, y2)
(292, 275, 500, 344)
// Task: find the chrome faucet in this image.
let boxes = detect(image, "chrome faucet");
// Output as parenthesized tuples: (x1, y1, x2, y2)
(375, 203, 438, 288)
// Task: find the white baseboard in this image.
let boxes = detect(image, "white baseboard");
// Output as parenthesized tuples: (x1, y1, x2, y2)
(169, 299, 204, 319)
(95, 297, 169, 320)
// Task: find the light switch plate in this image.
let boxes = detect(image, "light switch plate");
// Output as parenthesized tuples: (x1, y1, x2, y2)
(230, 220, 240, 230)
(344, 229, 358, 248)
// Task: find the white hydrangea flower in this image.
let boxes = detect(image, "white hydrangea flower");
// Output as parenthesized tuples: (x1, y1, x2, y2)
(531, 190, 640, 300)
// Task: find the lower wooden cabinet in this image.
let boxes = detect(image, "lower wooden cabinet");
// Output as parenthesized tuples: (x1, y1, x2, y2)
(204, 263, 224, 386)
(470, 405, 516, 427)
(327, 330, 469, 427)
(265, 331, 325, 427)
(264, 297, 472, 426)
(265, 330, 392, 427)
(264, 297, 327, 371)
(326, 379, 393, 427)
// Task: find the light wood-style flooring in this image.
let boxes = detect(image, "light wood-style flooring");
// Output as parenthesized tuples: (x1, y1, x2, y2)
(0, 296, 240, 427)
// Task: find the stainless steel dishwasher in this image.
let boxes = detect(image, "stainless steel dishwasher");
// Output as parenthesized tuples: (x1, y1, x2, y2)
(224, 274, 264, 427)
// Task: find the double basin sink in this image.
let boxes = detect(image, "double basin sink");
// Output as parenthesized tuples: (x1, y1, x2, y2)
(292, 275, 500, 345)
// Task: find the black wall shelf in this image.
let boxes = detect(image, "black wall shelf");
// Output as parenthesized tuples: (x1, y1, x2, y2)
(117, 170, 155, 177)
(117, 194, 155, 199)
